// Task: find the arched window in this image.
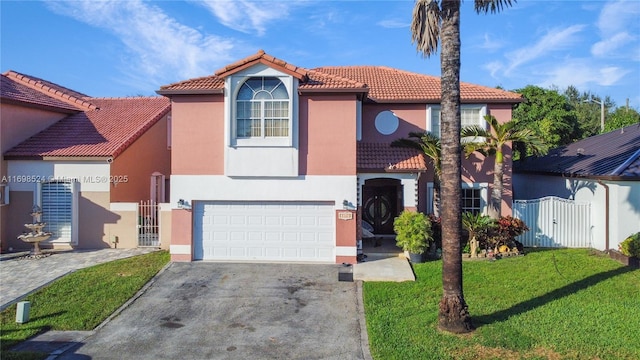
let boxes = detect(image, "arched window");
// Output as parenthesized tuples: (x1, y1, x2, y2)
(236, 77, 289, 138)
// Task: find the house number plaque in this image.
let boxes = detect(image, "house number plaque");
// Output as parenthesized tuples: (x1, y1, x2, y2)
(338, 211, 354, 220)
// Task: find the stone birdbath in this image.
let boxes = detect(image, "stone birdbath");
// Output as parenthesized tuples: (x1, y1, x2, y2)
(17, 205, 52, 257)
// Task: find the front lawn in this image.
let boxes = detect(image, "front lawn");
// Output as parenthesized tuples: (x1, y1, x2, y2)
(0, 250, 170, 354)
(364, 249, 640, 360)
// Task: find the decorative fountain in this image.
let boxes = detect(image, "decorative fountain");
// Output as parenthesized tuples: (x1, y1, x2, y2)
(17, 205, 52, 258)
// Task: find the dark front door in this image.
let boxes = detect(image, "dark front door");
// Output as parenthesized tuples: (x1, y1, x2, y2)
(363, 185, 398, 235)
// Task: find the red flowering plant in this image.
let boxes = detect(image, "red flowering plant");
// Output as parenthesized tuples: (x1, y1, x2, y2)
(487, 216, 529, 253)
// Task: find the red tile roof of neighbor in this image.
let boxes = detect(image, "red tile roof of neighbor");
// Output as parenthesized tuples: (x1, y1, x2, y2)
(5, 97, 170, 159)
(514, 124, 640, 180)
(159, 50, 521, 103)
(358, 142, 427, 172)
(2, 70, 96, 110)
(1, 74, 80, 113)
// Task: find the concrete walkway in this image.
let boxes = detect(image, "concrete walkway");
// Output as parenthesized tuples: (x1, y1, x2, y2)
(0, 248, 157, 310)
(354, 254, 415, 282)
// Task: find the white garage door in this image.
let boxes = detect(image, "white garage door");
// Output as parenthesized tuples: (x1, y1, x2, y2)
(194, 201, 335, 262)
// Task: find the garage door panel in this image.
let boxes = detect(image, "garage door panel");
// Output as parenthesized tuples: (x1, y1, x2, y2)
(194, 201, 335, 261)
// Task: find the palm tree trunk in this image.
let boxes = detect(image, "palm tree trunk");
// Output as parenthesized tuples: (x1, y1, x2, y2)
(437, 0, 473, 334)
(433, 177, 441, 217)
(488, 150, 504, 219)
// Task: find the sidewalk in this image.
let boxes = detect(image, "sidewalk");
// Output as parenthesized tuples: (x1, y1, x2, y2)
(0, 248, 157, 310)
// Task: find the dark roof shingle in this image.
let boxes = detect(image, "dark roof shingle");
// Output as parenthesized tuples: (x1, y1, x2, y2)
(514, 124, 640, 179)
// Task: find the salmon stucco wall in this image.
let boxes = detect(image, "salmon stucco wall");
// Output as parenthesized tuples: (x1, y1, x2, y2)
(170, 209, 193, 261)
(361, 104, 426, 143)
(170, 95, 225, 175)
(110, 115, 171, 202)
(1, 104, 69, 250)
(335, 209, 357, 264)
(78, 192, 117, 249)
(3, 191, 35, 251)
(299, 94, 357, 175)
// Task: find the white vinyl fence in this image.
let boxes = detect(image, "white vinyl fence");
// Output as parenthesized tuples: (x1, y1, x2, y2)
(513, 196, 591, 248)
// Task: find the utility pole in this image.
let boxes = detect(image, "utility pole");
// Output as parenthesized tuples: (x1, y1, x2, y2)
(584, 97, 605, 132)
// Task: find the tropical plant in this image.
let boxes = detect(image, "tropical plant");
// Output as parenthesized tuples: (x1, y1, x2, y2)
(619, 232, 640, 258)
(461, 115, 548, 219)
(410, 0, 514, 334)
(489, 216, 529, 252)
(461, 212, 496, 258)
(393, 211, 433, 255)
(512, 85, 581, 157)
(392, 132, 441, 215)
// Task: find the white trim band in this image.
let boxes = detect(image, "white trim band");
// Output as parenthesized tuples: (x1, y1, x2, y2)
(336, 246, 357, 256)
(170, 245, 191, 255)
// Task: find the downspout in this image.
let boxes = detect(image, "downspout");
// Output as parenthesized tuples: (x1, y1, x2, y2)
(597, 180, 610, 251)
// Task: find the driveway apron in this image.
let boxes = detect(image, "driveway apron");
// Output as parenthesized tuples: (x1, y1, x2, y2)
(59, 262, 366, 360)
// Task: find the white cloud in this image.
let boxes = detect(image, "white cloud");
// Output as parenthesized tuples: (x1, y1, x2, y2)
(377, 19, 409, 29)
(46, 1, 235, 90)
(591, 32, 635, 57)
(477, 33, 504, 52)
(596, 0, 640, 36)
(194, 0, 300, 36)
(505, 25, 586, 74)
(537, 59, 629, 89)
(483, 61, 503, 78)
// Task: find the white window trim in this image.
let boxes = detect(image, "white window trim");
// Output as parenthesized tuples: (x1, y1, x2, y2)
(36, 180, 79, 245)
(426, 104, 487, 137)
(462, 182, 489, 215)
(226, 68, 298, 148)
(425, 182, 488, 215)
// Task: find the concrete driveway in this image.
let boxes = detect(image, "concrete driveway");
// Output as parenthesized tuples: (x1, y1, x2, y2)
(58, 262, 368, 360)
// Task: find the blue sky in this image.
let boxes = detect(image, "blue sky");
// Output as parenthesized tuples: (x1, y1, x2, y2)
(2, 0, 639, 109)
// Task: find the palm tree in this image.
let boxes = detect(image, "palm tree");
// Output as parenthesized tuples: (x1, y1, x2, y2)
(391, 132, 441, 215)
(411, 0, 515, 334)
(461, 115, 548, 219)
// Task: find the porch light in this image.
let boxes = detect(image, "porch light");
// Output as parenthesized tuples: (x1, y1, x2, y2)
(177, 199, 191, 210)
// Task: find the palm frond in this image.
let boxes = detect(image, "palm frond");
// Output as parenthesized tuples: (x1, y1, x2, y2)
(474, 0, 515, 14)
(411, 0, 441, 57)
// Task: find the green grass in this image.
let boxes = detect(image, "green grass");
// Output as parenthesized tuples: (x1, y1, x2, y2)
(0, 250, 169, 354)
(363, 249, 640, 360)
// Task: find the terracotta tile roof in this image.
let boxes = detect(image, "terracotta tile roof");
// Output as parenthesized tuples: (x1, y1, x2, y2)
(159, 51, 521, 103)
(514, 124, 640, 180)
(1, 73, 81, 113)
(2, 70, 96, 110)
(158, 51, 367, 94)
(358, 142, 427, 172)
(315, 66, 523, 103)
(215, 49, 309, 80)
(5, 97, 170, 159)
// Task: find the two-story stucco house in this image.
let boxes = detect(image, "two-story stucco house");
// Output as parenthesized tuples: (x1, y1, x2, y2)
(158, 50, 523, 264)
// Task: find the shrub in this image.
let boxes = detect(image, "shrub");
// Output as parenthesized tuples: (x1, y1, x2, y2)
(489, 216, 529, 251)
(619, 232, 640, 258)
(394, 211, 433, 254)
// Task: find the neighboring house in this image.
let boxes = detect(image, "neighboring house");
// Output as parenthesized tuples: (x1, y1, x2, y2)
(1, 71, 171, 251)
(513, 124, 640, 251)
(157, 50, 522, 263)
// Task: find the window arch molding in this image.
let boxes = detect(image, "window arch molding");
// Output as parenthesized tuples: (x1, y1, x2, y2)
(235, 76, 290, 139)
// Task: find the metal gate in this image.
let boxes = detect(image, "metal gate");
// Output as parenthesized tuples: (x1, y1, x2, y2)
(138, 200, 160, 247)
(513, 196, 591, 248)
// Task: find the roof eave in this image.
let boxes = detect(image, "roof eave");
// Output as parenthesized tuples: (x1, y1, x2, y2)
(514, 169, 639, 181)
(156, 89, 224, 96)
(0, 97, 80, 114)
